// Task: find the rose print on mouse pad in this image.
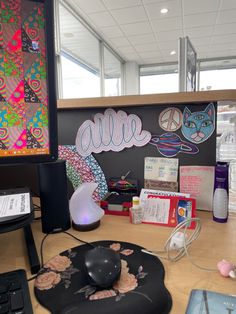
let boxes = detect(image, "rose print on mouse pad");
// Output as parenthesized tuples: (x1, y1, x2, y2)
(34, 241, 172, 314)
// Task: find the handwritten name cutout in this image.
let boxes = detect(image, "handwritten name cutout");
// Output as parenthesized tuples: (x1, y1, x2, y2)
(76, 108, 151, 157)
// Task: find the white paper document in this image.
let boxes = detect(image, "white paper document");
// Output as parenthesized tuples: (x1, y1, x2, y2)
(144, 157, 179, 182)
(180, 166, 214, 211)
(140, 188, 190, 208)
(142, 198, 170, 224)
(0, 193, 31, 219)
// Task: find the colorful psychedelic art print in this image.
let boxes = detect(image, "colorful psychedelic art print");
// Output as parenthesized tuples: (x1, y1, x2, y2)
(0, 0, 50, 157)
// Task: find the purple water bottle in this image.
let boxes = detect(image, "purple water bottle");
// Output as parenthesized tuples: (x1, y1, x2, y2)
(213, 162, 229, 223)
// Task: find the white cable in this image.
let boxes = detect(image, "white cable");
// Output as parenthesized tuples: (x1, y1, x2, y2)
(141, 217, 217, 272)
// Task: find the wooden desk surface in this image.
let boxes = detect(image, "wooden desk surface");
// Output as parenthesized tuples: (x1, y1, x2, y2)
(0, 211, 236, 313)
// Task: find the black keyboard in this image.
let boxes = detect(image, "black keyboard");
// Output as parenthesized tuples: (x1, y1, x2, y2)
(0, 269, 33, 314)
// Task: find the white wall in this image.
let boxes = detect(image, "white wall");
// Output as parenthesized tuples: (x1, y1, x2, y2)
(124, 61, 139, 95)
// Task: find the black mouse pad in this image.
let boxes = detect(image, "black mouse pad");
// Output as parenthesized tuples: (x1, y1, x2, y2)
(34, 241, 172, 314)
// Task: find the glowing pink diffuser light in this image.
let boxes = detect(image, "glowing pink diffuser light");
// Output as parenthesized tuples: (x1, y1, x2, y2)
(69, 182, 104, 231)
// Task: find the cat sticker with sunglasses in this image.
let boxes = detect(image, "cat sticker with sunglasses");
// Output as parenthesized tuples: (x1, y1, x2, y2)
(181, 103, 215, 144)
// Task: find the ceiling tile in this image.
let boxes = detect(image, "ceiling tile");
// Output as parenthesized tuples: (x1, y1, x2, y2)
(191, 37, 211, 47)
(118, 46, 137, 54)
(87, 11, 117, 27)
(120, 22, 153, 35)
(162, 53, 178, 62)
(220, 0, 236, 10)
(196, 45, 210, 53)
(217, 9, 236, 24)
(145, 0, 182, 20)
(151, 16, 182, 32)
(182, 0, 220, 15)
(134, 42, 159, 52)
(122, 51, 142, 61)
(184, 12, 217, 28)
(158, 40, 178, 50)
(100, 26, 124, 38)
(61, 0, 236, 66)
(203, 50, 230, 58)
(138, 50, 163, 58)
(141, 56, 165, 64)
(156, 29, 184, 41)
(213, 23, 236, 35)
(110, 37, 131, 47)
(184, 26, 214, 38)
(110, 6, 148, 24)
(128, 33, 156, 45)
(192, 49, 209, 59)
(103, 0, 142, 10)
(210, 42, 236, 51)
(211, 33, 236, 44)
(143, 0, 172, 4)
(227, 49, 236, 57)
(197, 51, 209, 59)
(69, 0, 106, 13)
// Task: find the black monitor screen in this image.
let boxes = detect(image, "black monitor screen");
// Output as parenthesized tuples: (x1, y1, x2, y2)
(0, 0, 58, 164)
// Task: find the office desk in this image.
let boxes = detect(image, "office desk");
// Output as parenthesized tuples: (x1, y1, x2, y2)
(0, 211, 236, 313)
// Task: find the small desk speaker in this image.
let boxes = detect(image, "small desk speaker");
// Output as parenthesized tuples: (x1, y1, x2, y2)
(37, 160, 71, 234)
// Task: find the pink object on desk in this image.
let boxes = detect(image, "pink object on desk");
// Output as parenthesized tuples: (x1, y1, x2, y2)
(217, 259, 236, 278)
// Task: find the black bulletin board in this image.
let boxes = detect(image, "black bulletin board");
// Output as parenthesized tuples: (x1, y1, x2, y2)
(58, 102, 217, 192)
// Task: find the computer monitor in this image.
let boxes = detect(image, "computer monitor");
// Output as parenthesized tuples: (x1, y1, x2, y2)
(0, 0, 59, 273)
(0, 0, 58, 167)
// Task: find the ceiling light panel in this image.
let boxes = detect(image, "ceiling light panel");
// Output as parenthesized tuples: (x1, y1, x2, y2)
(145, 0, 182, 20)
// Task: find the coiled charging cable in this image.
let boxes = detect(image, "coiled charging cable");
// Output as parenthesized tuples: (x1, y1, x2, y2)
(141, 217, 217, 271)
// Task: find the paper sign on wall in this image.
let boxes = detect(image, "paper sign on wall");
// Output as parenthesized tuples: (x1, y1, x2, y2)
(179, 166, 215, 211)
(144, 157, 179, 182)
(144, 180, 178, 192)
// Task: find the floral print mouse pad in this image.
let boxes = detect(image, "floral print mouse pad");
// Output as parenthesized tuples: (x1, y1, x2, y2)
(34, 241, 172, 314)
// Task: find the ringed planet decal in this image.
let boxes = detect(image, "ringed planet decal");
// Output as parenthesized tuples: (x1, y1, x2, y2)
(149, 132, 199, 157)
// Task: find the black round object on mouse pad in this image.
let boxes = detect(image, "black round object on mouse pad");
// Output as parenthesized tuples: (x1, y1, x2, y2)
(34, 241, 172, 314)
(85, 246, 121, 288)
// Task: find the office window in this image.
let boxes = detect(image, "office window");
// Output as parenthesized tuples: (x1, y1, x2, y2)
(57, 3, 125, 98)
(199, 59, 236, 91)
(104, 47, 122, 96)
(61, 54, 100, 98)
(59, 4, 101, 98)
(140, 64, 178, 94)
(217, 103, 236, 136)
(199, 59, 236, 141)
(200, 68, 236, 91)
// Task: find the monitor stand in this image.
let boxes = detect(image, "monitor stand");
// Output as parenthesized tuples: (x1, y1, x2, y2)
(24, 224, 40, 274)
(0, 215, 40, 274)
(0, 188, 40, 274)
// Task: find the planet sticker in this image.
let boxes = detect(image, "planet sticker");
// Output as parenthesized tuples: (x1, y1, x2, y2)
(149, 132, 199, 157)
(159, 107, 183, 132)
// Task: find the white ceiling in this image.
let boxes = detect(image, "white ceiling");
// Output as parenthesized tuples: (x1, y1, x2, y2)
(61, 0, 236, 66)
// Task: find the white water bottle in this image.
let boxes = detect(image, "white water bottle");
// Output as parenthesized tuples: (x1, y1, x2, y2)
(213, 162, 229, 223)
